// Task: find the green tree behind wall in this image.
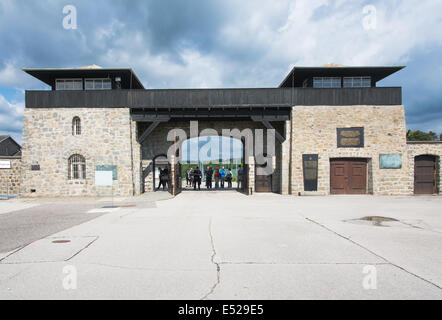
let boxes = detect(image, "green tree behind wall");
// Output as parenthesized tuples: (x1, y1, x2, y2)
(406, 130, 440, 141)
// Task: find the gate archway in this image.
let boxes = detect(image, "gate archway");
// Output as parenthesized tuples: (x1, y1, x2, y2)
(180, 135, 245, 192)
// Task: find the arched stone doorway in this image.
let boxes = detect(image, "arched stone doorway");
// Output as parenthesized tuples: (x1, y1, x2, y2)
(138, 119, 290, 196)
(152, 154, 168, 192)
(180, 135, 244, 191)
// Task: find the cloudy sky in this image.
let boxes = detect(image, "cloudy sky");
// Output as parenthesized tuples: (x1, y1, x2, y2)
(1, 0, 441, 143)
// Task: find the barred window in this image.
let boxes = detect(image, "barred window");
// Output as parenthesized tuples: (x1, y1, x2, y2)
(68, 154, 86, 180)
(85, 78, 112, 90)
(72, 117, 81, 135)
(313, 77, 341, 88)
(56, 79, 82, 90)
(343, 76, 371, 88)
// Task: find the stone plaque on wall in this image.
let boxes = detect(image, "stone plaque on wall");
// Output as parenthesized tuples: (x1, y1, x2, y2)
(302, 154, 318, 191)
(380, 154, 402, 169)
(337, 127, 364, 148)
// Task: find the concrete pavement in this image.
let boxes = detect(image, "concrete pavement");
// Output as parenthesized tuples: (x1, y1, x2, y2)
(0, 192, 441, 299)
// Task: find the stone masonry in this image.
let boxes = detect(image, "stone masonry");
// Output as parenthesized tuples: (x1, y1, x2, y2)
(19, 105, 440, 197)
(407, 141, 442, 194)
(0, 157, 21, 195)
(290, 105, 409, 195)
(21, 108, 136, 197)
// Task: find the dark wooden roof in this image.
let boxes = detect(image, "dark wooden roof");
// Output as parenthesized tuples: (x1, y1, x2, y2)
(23, 67, 144, 89)
(279, 66, 405, 87)
(0, 136, 21, 157)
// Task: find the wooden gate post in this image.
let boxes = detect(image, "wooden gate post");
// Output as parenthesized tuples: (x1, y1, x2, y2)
(248, 156, 255, 195)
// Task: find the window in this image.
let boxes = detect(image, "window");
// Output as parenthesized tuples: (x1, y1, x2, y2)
(72, 117, 81, 136)
(56, 79, 82, 90)
(68, 154, 86, 180)
(313, 77, 341, 88)
(343, 77, 371, 88)
(84, 79, 112, 90)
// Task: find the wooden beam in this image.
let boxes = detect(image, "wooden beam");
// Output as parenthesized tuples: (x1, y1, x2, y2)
(138, 121, 163, 144)
(251, 116, 285, 143)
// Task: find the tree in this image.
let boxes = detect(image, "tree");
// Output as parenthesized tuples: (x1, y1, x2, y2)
(406, 130, 440, 141)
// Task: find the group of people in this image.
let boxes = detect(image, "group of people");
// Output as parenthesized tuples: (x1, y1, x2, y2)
(158, 165, 244, 191)
(186, 165, 244, 190)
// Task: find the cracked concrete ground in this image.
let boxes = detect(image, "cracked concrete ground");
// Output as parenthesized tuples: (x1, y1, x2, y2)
(0, 192, 441, 299)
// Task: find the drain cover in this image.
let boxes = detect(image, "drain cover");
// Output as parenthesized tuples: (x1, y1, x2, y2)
(52, 240, 71, 244)
(102, 205, 119, 209)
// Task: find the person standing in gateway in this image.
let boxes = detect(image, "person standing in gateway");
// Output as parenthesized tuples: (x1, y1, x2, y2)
(237, 165, 243, 190)
(193, 167, 202, 190)
(219, 166, 226, 188)
(226, 168, 233, 188)
(205, 166, 213, 189)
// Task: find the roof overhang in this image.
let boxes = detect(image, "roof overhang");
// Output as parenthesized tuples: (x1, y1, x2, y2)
(279, 66, 405, 87)
(23, 67, 144, 89)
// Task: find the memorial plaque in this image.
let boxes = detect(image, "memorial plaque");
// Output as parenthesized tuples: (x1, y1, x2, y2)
(95, 171, 113, 186)
(302, 154, 318, 191)
(0, 160, 11, 169)
(95, 165, 118, 180)
(380, 154, 402, 169)
(337, 127, 364, 148)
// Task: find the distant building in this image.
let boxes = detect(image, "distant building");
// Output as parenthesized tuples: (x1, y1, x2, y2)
(0, 135, 21, 157)
(0, 136, 21, 196)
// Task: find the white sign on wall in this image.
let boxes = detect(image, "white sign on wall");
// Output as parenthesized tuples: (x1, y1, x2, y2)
(0, 160, 11, 169)
(95, 171, 113, 186)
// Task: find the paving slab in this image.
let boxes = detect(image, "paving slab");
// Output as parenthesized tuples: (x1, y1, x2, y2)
(0, 192, 441, 299)
(209, 264, 442, 300)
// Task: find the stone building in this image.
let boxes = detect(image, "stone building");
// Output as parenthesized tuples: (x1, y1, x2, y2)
(0, 135, 22, 196)
(19, 65, 441, 197)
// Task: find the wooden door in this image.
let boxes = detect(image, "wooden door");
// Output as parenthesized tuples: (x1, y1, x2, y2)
(330, 159, 367, 194)
(255, 175, 272, 192)
(414, 155, 436, 194)
(255, 162, 272, 193)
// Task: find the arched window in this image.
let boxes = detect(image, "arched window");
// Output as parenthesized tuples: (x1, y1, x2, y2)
(68, 154, 86, 180)
(72, 117, 81, 135)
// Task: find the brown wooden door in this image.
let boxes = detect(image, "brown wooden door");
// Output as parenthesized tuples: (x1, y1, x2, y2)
(414, 155, 436, 194)
(255, 174, 272, 192)
(330, 159, 367, 194)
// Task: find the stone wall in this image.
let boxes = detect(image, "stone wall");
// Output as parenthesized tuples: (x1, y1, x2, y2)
(290, 105, 409, 195)
(0, 157, 21, 195)
(21, 108, 135, 197)
(406, 142, 442, 194)
(19, 105, 420, 197)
